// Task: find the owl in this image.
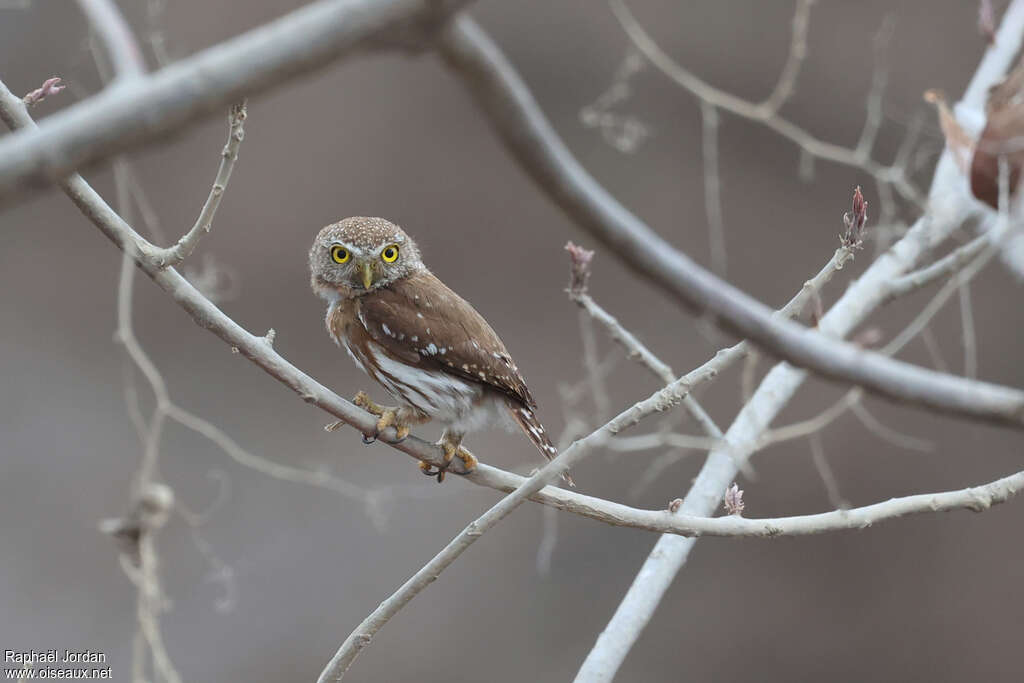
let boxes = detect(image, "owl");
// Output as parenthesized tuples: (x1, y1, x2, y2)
(310, 217, 573, 486)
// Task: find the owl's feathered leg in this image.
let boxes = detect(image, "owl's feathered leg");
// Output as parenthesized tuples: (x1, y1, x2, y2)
(420, 429, 477, 483)
(326, 391, 428, 444)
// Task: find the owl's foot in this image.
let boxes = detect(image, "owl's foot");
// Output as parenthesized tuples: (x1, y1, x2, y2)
(420, 431, 477, 483)
(349, 391, 422, 444)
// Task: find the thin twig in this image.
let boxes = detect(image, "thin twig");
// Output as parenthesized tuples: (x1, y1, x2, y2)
(578, 310, 612, 422)
(566, 245, 724, 442)
(920, 326, 950, 372)
(149, 101, 247, 268)
(809, 433, 848, 510)
(958, 277, 978, 378)
(607, 0, 922, 204)
(76, 0, 146, 80)
(849, 401, 934, 452)
(884, 231, 992, 301)
(760, 0, 814, 115)
(700, 101, 726, 277)
(571, 293, 674, 385)
(854, 14, 894, 161)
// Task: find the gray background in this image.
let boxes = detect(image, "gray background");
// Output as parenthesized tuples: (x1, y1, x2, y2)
(1, 1, 1022, 681)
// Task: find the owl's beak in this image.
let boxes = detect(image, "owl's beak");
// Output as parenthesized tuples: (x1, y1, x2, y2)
(359, 261, 374, 289)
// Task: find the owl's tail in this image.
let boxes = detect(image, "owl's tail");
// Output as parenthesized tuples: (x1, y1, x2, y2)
(510, 405, 576, 488)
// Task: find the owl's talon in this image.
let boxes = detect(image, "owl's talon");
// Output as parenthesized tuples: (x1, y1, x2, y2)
(352, 391, 375, 411)
(385, 423, 410, 444)
(428, 431, 477, 484)
(419, 460, 444, 482)
(352, 392, 423, 446)
(456, 448, 478, 472)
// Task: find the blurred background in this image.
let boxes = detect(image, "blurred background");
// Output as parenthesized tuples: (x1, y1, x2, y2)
(2, 1, 1023, 681)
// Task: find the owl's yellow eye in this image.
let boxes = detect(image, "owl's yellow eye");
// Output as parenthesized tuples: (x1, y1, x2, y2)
(330, 245, 351, 264)
(381, 244, 399, 263)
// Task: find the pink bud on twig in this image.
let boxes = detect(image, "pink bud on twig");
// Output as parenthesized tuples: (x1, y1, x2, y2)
(565, 241, 595, 297)
(979, 0, 997, 44)
(23, 76, 65, 107)
(841, 186, 869, 248)
(723, 483, 745, 516)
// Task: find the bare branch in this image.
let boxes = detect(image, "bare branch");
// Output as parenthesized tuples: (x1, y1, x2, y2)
(607, 0, 921, 203)
(76, 0, 146, 80)
(164, 404, 376, 506)
(565, 243, 725, 443)
(700, 101, 726, 276)
(317, 344, 728, 681)
(0, 0, 472, 204)
(465, 454, 1024, 538)
(5, 74, 1021, 625)
(604, 432, 719, 453)
(437, 16, 1024, 431)
(575, 3, 1024, 677)
(760, 0, 814, 115)
(884, 231, 992, 301)
(577, 310, 612, 423)
(849, 400, 934, 452)
(882, 243, 998, 356)
(920, 326, 951, 372)
(854, 14, 895, 161)
(149, 101, 247, 268)
(809, 433, 848, 510)
(758, 389, 862, 449)
(958, 277, 979, 378)
(0, 75, 753, 544)
(569, 291, 673, 386)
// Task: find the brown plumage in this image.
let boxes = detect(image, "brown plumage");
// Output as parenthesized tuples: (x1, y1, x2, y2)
(310, 217, 572, 485)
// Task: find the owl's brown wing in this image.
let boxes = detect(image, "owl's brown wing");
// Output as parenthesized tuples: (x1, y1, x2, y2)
(356, 270, 537, 408)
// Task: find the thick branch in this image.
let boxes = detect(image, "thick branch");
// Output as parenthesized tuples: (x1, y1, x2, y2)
(436, 16, 1024, 430)
(0, 0, 470, 204)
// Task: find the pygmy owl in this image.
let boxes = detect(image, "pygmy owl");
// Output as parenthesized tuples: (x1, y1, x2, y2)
(310, 217, 573, 486)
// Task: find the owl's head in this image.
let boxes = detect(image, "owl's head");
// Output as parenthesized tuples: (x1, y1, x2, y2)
(310, 217, 424, 298)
